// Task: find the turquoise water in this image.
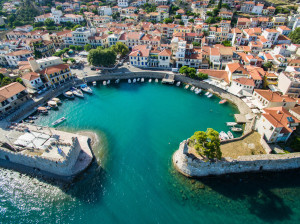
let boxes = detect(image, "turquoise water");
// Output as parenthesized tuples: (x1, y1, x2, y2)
(1, 81, 300, 223)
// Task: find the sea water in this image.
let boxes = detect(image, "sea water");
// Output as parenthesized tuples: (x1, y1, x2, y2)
(1, 82, 300, 224)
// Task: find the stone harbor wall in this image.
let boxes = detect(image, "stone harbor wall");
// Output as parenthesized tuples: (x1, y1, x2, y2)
(173, 141, 300, 177)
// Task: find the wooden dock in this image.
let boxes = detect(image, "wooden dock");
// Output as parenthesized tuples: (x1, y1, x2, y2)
(162, 74, 175, 84)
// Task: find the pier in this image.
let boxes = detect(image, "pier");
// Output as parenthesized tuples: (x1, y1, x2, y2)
(162, 74, 175, 84)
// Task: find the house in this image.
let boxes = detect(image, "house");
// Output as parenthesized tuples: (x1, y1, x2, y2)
(237, 18, 251, 29)
(118, 0, 129, 8)
(129, 45, 150, 67)
(5, 50, 33, 67)
(228, 77, 255, 96)
(21, 72, 44, 92)
(0, 82, 29, 115)
(262, 29, 279, 44)
(278, 72, 300, 98)
(263, 72, 278, 88)
(276, 26, 292, 36)
(225, 62, 249, 81)
(158, 49, 172, 68)
(252, 89, 298, 109)
(256, 107, 299, 143)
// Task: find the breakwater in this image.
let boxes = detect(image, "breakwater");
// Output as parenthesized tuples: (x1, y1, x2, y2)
(173, 140, 300, 177)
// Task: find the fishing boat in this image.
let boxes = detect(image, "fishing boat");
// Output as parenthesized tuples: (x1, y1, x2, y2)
(176, 81, 181, 86)
(226, 122, 237, 126)
(141, 78, 144, 82)
(115, 79, 120, 84)
(92, 81, 96, 86)
(227, 131, 234, 139)
(128, 79, 132, 83)
(71, 87, 84, 98)
(219, 131, 230, 141)
(107, 80, 111, 85)
(103, 81, 107, 85)
(37, 106, 48, 114)
(80, 84, 93, 94)
(205, 92, 210, 96)
(195, 89, 202, 94)
(155, 79, 158, 83)
(191, 86, 195, 91)
(64, 91, 74, 99)
(47, 100, 58, 108)
(231, 127, 243, 132)
(52, 117, 66, 126)
(207, 93, 213, 98)
(137, 78, 140, 82)
(219, 99, 227, 104)
(184, 85, 189, 89)
(133, 78, 136, 83)
(149, 79, 152, 82)
(52, 97, 61, 105)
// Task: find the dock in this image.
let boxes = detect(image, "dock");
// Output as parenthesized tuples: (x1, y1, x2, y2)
(162, 74, 175, 84)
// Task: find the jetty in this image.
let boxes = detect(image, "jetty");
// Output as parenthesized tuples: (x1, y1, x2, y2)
(162, 74, 175, 84)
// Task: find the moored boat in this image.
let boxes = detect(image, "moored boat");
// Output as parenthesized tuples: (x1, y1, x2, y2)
(195, 89, 202, 94)
(37, 106, 48, 114)
(71, 87, 84, 98)
(184, 85, 189, 89)
(219, 131, 230, 141)
(137, 78, 140, 82)
(191, 86, 195, 91)
(176, 81, 181, 86)
(128, 79, 132, 83)
(133, 78, 136, 83)
(92, 81, 96, 86)
(149, 79, 152, 82)
(80, 84, 93, 94)
(52, 97, 61, 104)
(207, 93, 213, 98)
(226, 122, 237, 126)
(227, 131, 234, 139)
(155, 79, 158, 83)
(52, 117, 66, 126)
(219, 99, 227, 104)
(141, 78, 144, 82)
(103, 81, 107, 85)
(47, 100, 58, 108)
(231, 127, 243, 132)
(64, 91, 74, 99)
(107, 80, 111, 85)
(115, 79, 120, 84)
(205, 92, 210, 96)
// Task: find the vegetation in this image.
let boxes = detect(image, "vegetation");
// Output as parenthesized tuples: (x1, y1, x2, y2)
(0, 74, 23, 87)
(192, 42, 201, 46)
(289, 136, 300, 152)
(289, 27, 300, 44)
(222, 40, 232, 47)
(163, 18, 173, 24)
(84, 44, 92, 52)
(205, 17, 216, 24)
(262, 61, 273, 71)
(189, 128, 222, 160)
(141, 3, 156, 13)
(197, 72, 208, 80)
(87, 47, 117, 67)
(179, 66, 196, 78)
(111, 42, 129, 57)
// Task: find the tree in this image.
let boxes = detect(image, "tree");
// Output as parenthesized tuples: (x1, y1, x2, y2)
(262, 61, 273, 71)
(112, 12, 120, 20)
(111, 42, 129, 57)
(205, 17, 216, 24)
(69, 45, 76, 50)
(164, 18, 173, 24)
(34, 49, 42, 59)
(15, 77, 23, 84)
(88, 48, 117, 67)
(174, 15, 181, 19)
(63, 58, 69, 63)
(206, 11, 213, 16)
(222, 40, 232, 47)
(197, 72, 208, 80)
(56, 5, 62, 10)
(75, 45, 83, 51)
(44, 18, 55, 27)
(72, 24, 82, 31)
(1, 77, 12, 87)
(84, 44, 92, 52)
(188, 18, 194, 23)
(218, 0, 222, 9)
(189, 128, 222, 160)
(179, 66, 196, 78)
(179, 20, 184, 25)
(69, 58, 76, 64)
(289, 27, 300, 44)
(192, 41, 201, 46)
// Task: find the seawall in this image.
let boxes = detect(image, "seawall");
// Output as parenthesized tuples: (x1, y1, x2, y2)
(173, 141, 300, 177)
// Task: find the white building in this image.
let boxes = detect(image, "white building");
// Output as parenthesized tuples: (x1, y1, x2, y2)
(35, 8, 84, 24)
(118, 0, 129, 8)
(21, 72, 44, 91)
(98, 6, 112, 16)
(228, 77, 255, 96)
(278, 72, 300, 98)
(5, 50, 33, 67)
(262, 29, 280, 44)
(158, 49, 172, 68)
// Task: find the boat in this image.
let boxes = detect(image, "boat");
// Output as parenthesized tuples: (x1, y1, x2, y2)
(52, 97, 61, 104)
(137, 78, 140, 82)
(52, 117, 66, 126)
(191, 86, 195, 91)
(103, 81, 107, 85)
(195, 89, 202, 94)
(184, 85, 189, 89)
(115, 79, 120, 84)
(107, 80, 110, 85)
(71, 87, 84, 98)
(231, 127, 243, 132)
(176, 81, 181, 86)
(128, 79, 132, 83)
(219, 99, 227, 104)
(205, 92, 210, 96)
(155, 79, 158, 83)
(227, 131, 234, 139)
(219, 131, 230, 141)
(226, 122, 237, 126)
(47, 100, 58, 108)
(37, 106, 48, 114)
(141, 78, 144, 82)
(28, 116, 37, 120)
(64, 91, 74, 99)
(80, 84, 93, 94)
(92, 81, 96, 86)
(207, 93, 213, 98)
(133, 78, 136, 83)
(149, 79, 152, 82)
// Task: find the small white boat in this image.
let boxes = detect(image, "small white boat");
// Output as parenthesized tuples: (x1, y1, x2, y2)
(191, 86, 195, 91)
(37, 106, 48, 114)
(195, 89, 202, 94)
(103, 81, 107, 85)
(227, 131, 234, 139)
(176, 81, 181, 86)
(231, 127, 243, 132)
(219, 131, 230, 141)
(184, 85, 189, 89)
(92, 81, 96, 86)
(48, 100, 58, 108)
(205, 92, 210, 96)
(207, 93, 213, 98)
(52, 97, 61, 104)
(141, 78, 144, 82)
(52, 117, 66, 126)
(133, 78, 136, 83)
(128, 79, 132, 83)
(155, 79, 158, 83)
(64, 91, 74, 99)
(115, 79, 120, 84)
(226, 122, 237, 126)
(149, 79, 152, 83)
(71, 87, 84, 98)
(137, 78, 140, 82)
(80, 84, 93, 94)
(107, 80, 110, 85)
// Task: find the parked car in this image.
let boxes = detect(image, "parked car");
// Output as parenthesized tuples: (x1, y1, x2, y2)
(91, 67, 96, 70)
